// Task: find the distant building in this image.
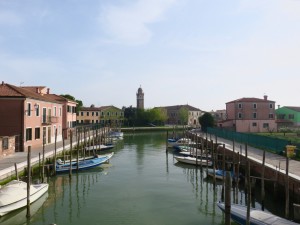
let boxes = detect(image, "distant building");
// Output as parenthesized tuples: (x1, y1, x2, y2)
(158, 104, 203, 127)
(210, 109, 226, 123)
(136, 86, 144, 109)
(0, 82, 64, 152)
(276, 106, 300, 128)
(0, 135, 15, 158)
(218, 95, 277, 132)
(77, 105, 124, 127)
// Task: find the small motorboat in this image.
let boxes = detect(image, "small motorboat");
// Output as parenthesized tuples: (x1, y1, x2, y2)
(174, 155, 213, 166)
(217, 201, 298, 225)
(0, 180, 48, 216)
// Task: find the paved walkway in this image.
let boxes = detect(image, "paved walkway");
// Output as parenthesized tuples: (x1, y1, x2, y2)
(202, 132, 300, 181)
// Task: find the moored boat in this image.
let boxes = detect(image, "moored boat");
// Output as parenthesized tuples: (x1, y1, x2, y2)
(0, 180, 49, 217)
(168, 138, 196, 148)
(56, 152, 114, 173)
(217, 201, 298, 225)
(174, 155, 213, 166)
(206, 168, 235, 180)
(85, 144, 114, 151)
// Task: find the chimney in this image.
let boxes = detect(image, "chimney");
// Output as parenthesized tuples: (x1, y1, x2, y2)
(1, 81, 4, 85)
(263, 95, 268, 100)
(47, 88, 50, 94)
(36, 87, 39, 93)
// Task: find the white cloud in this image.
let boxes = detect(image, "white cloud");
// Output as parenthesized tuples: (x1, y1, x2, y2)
(99, 0, 178, 45)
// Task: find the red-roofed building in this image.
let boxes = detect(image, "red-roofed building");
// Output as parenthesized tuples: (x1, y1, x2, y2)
(0, 81, 64, 153)
(218, 95, 277, 132)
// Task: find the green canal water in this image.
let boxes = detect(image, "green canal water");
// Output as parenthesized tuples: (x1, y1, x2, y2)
(1, 132, 288, 225)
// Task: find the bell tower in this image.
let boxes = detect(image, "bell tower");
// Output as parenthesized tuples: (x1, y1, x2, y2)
(136, 86, 144, 109)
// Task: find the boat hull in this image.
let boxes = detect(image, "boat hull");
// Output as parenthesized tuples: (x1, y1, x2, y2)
(174, 156, 212, 166)
(0, 181, 48, 217)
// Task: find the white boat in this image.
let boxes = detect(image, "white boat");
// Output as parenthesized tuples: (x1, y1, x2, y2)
(0, 180, 49, 216)
(217, 202, 298, 225)
(206, 168, 235, 180)
(107, 131, 123, 138)
(174, 155, 213, 166)
(168, 138, 196, 148)
(85, 144, 114, 151)
(0, 191, 48, 225)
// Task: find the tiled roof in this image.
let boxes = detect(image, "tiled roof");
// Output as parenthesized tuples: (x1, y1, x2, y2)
(0, 82, 61, 104)
(283, 106, 300, 112)
(46, 94, 77, 104)
(226, 97, 275, 104)
(80, 105, 119, 111)
(158, 104, 201, 111)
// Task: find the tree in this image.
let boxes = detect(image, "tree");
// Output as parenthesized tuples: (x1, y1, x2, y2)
(60, 94, 83, 113)
(179, 107, 188, 125)
(199, 112, 214, 132)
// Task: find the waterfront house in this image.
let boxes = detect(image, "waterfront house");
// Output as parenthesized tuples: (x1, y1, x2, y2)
(218, 95, 277, 133)
(157, 104, 204, 127)
(276, 106, 300, 129)
(46, 94, 77, 138)
(0, 82, 63, 152)
(77, 105, 124, 127)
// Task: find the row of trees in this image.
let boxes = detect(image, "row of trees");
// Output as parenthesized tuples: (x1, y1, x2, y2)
(124, 106, 168, 126)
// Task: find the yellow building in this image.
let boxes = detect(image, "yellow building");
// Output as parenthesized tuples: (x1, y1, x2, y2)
(77, 105, 124, 126)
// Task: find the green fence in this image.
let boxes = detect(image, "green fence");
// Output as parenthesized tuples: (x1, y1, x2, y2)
(207, 127, 290, 154)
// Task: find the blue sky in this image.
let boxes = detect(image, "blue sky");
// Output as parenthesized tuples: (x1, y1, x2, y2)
(1, 0, 300, 111)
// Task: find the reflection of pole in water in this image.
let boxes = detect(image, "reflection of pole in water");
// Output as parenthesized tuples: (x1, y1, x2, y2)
(166, 151, 169, 174)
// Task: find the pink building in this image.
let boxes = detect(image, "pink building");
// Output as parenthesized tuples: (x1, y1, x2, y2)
(218, 95, 277, 133)
(0, 82, 63, 152)
(46, 94, 77, 139)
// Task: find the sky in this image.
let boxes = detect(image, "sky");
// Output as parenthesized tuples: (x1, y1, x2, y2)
(1, 0, 300, 112)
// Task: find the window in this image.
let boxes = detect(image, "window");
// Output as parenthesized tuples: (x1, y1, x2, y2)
(278, 114, 285, 119)
(92, 120, 94, 123)
(2, 137, 8, 150)
(36, 104, 40, 116)
(59, 108, 62, 116)
(96, 112, 99, 116)
(238, 113, 242, 119)
(96, 120, 98, 123)
(92, 112, 94, 116)
(54, 107, 57, 116)
(269, 114, 274, 119)
(116, 112, 118, 116)
(288, 114, 294, 119)
(238, 103, 242, 109)
(35, 127, 40, 139)
(269, 104, 273, 109)
(26, 128, 32, 141)
(253, 103, 257, 109)
(107, 112, 110, 116)
(101, 112, 104, 116)
(81, 112, 83, 116)
(253, 112, 257, 119)
(27, 103, 31, 116)
(87, 112, 89, 116)
(263, 123, 269, 128)
(81, 120, 83, 123)
(67, 105, 71, 112)
(252, 122, 257, 127)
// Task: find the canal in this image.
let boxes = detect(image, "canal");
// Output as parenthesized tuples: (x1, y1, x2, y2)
(1, 132, 288, 225)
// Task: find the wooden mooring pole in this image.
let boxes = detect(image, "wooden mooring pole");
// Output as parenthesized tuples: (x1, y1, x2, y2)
(261, 150, 265, 211)
(53, 128, 57, 176)
(14, 163, 19, 180)
(26, 146, 31, 218)
(286, 156, 290, 218)
(42, 131, 45, 183)
(225, 171, 232, 225)
(69, 130, 73, 178)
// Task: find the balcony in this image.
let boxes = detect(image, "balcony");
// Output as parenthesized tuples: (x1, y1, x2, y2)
(42, 115, 59, 125)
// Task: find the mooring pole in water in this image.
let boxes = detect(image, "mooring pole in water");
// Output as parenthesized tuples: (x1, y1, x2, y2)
(261, 150, 266, 211)
(211, 140, 216, 186)
(26, 146, 31, 218)
(225, 171, 231, 225)
(76, 129, 80, 172)
(236, 152, 240, 204)
(53, 128, 57, 176)
(286, 156, 290, 218)
(246, 161, 251, 225)
(166, 131, 168, 153)
(14, 163, 19, 180)
(42, 131, 45, 183)
(69, 130, 73, 178)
